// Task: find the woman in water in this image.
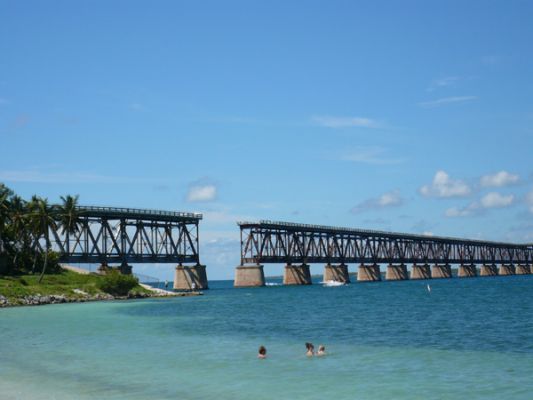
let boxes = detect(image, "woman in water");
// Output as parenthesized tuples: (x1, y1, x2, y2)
(316, 345, 326, 356)
(258, 345, 267, 359)
(305, 342, 315, 357)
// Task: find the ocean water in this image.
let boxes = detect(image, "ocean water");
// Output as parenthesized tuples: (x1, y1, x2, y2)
(1, 275, 532, 400)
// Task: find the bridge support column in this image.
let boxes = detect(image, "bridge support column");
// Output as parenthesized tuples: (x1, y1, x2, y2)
(499, 264, 515, 275)
(516, 265, 530, 275)
(386, 264, 408, 281)
(119, 262, 132, 275)
(283, 264, 312, 285)
(480, 264, 498, 276)
(234, 265, 265, 287)
(411, 264, 431, 280)
(357, 264, 381, 282)
(323, 264, 350, 283)
(432, 264, 452, 279)
(174, 264, 208, 290)
(458, 264, 477, 278)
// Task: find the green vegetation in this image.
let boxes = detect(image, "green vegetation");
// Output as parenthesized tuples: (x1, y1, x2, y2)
(0, 183, 80, 277)
(97, 270, 140, 296)
(0, 270, 151, 305)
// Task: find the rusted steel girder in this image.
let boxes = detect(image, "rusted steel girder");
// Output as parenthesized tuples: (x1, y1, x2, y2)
(238, 221, 532, 265)
(38, 206, 202, 265)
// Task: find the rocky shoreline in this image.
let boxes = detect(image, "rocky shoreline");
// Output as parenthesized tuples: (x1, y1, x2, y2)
(0, 290, 202, 308)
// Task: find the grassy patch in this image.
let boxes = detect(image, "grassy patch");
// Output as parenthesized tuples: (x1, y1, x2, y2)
(0, 270, 151, 303)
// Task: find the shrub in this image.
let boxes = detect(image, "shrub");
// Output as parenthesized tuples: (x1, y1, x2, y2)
(96, 270, 139, 296)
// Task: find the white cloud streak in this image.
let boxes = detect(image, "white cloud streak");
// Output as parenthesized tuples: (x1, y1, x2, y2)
(312, 115, 381, 128)
(340, 147, 404, 165)
(445, 191, 514, 218)
(427, 76, 459, 91)
(420, 171, 472, 198)
(418, 96, 478, 108)
(480, 171, 519, 188)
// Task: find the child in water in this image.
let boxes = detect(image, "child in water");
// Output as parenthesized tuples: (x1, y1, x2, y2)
(305, 342, 314, 357)
(316, 345, 326, 356)
(258, 345, 267, 359)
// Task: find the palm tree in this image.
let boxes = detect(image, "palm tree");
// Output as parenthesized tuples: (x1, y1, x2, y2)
(28, 197, 58, 283)
(8, 195, 28, 269)
(58, 194, 80, 255)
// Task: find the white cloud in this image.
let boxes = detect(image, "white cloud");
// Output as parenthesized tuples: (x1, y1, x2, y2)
(420, 171, 472, 198)
(312, 115, 381, 128)
(445, 191, 514, 218)
(186, 184, 217, 202)
(480, 171, 519, 188)
(422, 231, 434, 236)
(445, 206, 475, 218)
(351, 190, 403, 213)
(480, 192, 514, 208)
(418, 96, 478, 108)
(340, 146, 404, 165)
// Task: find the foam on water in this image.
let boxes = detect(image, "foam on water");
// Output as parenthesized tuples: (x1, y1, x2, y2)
(1, 276, 532, 399)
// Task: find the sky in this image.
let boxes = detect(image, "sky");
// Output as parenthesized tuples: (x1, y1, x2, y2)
(1, 0, 533, 280)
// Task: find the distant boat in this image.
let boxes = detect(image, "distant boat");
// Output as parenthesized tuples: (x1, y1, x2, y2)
(323, 280, 346, 287)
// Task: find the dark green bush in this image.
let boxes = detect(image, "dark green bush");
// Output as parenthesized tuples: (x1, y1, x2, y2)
(97, 270, 139, 296)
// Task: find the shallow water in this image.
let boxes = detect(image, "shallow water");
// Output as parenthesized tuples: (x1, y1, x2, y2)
(1, 275, 532, 399)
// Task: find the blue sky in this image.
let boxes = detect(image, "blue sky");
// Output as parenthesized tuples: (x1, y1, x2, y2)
(1, 0, 533, 280)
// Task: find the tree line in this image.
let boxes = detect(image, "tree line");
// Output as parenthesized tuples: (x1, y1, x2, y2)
(0, 183, 81, 281)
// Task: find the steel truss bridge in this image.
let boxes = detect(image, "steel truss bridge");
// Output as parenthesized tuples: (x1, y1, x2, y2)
(44, 206, 202, 265)
(238, 221, 533, 265)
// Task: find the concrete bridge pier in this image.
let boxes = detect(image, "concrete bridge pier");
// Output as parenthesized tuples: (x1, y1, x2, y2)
(119, 262, 132, 275)
(174, 264, 208, 290)
(234, 265, 265, 287)
(499, 264, 515, 275)
(283, 264, 312, 285)
(480, 264, 498, 276)
(516, 265, 530, 275)
(458, 264, 477, 278)
(357, 264, 381, 282)
(411, 264, 431, 280)
(323, 264, 350, 283)
(386, 264, 408, 280)
(432, 264, 452, 279)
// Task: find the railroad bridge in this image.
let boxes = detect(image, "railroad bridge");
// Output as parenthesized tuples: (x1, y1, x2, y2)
(46, 206, 207, 290)
(234, 220, 533, 287)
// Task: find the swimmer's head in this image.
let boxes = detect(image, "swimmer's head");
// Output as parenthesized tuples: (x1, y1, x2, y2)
(318, 345, 325, 352)
(258, 345, 267, 355)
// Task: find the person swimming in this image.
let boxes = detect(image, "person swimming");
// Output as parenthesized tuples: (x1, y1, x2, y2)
(316, 345, 326, 356)
(258, 345, 267, 359)
(305, 342, 315, 357)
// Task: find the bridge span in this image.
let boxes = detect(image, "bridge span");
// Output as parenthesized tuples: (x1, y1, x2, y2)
(45, 206, 208, 290)
(234, 220, 533, 287)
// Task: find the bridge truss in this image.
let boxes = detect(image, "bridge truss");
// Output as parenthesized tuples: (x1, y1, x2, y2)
(44, 206, 202, 265)
(238, 221, 533, 265)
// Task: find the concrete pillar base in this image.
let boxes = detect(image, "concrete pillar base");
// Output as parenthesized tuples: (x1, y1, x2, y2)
(516, 265, 530, 275)
(174, 265, 208, 290)
(234, 265, 265, 287)
(357, 264, 381, 282)
(323, 264, 350, 283)
(499, 264, 515, 276)
(97, 263, 109, 274)
(386, 264, 408, 280)
(458, 264, 477, 278)
(411, 264, 431, 280)
(480, 264, 498, 276)
(432, 264, 452, 279)
(283, 264, 312, 285)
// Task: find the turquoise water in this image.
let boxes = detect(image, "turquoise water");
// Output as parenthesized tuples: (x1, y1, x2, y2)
(1, 275, 532, 399)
